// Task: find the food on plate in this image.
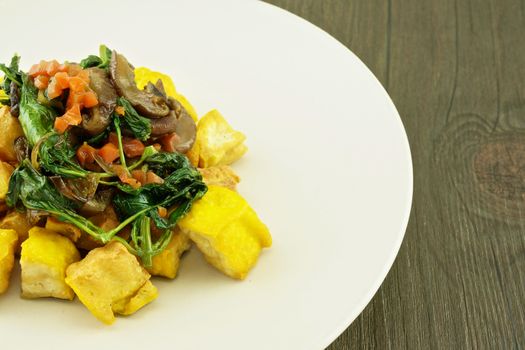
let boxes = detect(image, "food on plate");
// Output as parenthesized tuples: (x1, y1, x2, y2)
(0, 228, 17, 294)
(0, 106, 24, 162)
(65, 242, 157, 324)
(0, 211, 31, 252)
(147, 228, 191, 279)
(0, 45, 271, 324)
(178, 185, 271, 280)
(20, 227, 80, 299)
(0, 161, 14, 200)
(199, 165, 240, 191)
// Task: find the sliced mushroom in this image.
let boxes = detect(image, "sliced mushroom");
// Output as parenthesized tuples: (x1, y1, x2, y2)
(109, 51, 169, 118)
(145, 80, 168, 102)
(150, 111, 178, 136)
(82, 68, 117, 135)
(153, 97, 196, 153)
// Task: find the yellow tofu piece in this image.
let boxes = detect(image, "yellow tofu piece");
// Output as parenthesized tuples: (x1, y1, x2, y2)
(45, 217, 82, 243)
(65, 242, 157, 325)
(0, 229, 17, 294)
(113, 280, 158, 316)
(0, 161, 14, 200)
(0, 106, 24, 162)
(178, 185, 272, 280)
(20, 227, 80, 300)
(147, 229, 191, 279)
(196, 110, 248, 168)
(0, 210, 32, 253)
(134, 67, 198, 122)
(199, 165, 240, 191)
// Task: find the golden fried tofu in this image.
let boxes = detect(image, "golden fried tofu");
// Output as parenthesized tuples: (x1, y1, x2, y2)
(147, 229, 191, 279)
(45, 217, 81, 243)
(0, 161, 14, 201)
(199, 165, 240, 191)
(0, 229, 17, 294)
(65, 242, 158, 325)
(0, 210, 32, 253)
(0, 106, 24, 162)
(178, 185, 272, 280)
(196, 110, 247, 168)
(20, 227, 80, 300)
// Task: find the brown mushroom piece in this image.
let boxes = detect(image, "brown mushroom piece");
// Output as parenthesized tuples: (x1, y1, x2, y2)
(151, 98, 196, 153)
(109, 51, 170, 119)
(82, 68, 117, 136)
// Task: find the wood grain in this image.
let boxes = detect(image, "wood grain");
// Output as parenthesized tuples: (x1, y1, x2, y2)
(263, 0, 525, 348)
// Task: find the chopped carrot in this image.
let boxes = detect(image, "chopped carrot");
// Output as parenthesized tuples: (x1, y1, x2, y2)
(68, 76, 87, 93)
(57, 64, 69, 73)
(113, 165, 141, 189)
(46, 77, 63, 99)
(28, 60, 48, 77)
(76, 142, 97, 167)
(54, 104, 82, 133)
(146, 171, 164, 185)
(54, 72, 70, 89)
(83, 90, 98, 108)
(153, 143, 162, 152)
(45, 60, 60, 76)
(76, 70, 90, 83)
(158, 207, 167, 218)
(131, 169, 147, 184)
(115, 106, 125, 116)
(159, 133, 180, 153)
(97, 143, 120, 164)
(67, 64, 82, 76)
(34, 75, 50, 90)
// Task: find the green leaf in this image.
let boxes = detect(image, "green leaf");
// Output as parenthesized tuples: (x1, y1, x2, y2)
(38, 133, 90, 178)
(117, 97, 152, 141)
(79, 45, 112, 70)
(19, 74, 56, 146)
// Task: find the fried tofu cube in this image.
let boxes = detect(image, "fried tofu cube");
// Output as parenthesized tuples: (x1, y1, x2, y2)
(0, 106, 24, 162)
(0, 210, 32, 253)
(65, 242, 158, 325)
(45, 217, 81, 243)
(20, 227, 80, 300)
(0, 229, 18, 294)
(199, 165, 240, 191)
(0, 161, 14, 201)
(147, 229, 191, 279)
(196, 110, 247, 168)
(178, 185, 272, 280)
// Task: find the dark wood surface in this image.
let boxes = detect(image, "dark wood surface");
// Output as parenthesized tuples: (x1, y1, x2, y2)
(263, 0, 525, 349)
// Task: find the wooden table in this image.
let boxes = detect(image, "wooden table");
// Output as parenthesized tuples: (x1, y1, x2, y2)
(264, 1, 525, 348)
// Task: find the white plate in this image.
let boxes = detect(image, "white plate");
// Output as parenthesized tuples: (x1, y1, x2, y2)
(0, 0, 412, 349)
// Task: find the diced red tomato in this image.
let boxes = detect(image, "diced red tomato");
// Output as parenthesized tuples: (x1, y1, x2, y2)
(159, 133, 180, 153)
(76, 143, 98, 167)
(98, 143, 120, 164)
(54, 104, 82, 133)
(108, 132, 145, 158)
(34, 75, 50, 90)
